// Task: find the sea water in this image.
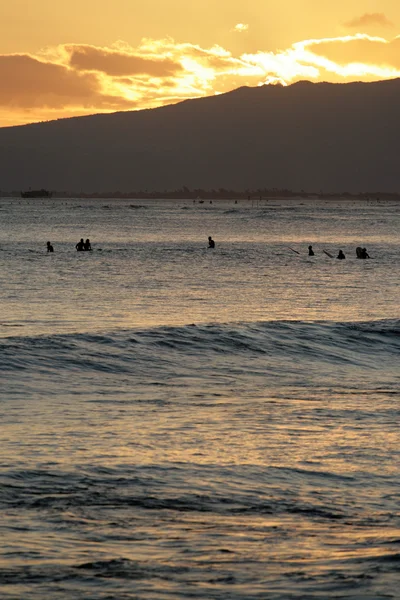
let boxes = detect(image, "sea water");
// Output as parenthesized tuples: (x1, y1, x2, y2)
(0, 197, 399, 599)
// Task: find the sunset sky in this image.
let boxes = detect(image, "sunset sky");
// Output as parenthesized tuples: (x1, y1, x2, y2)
(1, 0, 400, 127)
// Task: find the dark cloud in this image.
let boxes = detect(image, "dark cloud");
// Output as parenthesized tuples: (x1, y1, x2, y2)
(0, 54, 133, 109)
(344, 13, 394, 29)
(203, 55, 243, 69)
(67, 45, 182, 77)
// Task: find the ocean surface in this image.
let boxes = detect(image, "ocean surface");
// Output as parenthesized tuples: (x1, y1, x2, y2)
(0, 197, 399, 599)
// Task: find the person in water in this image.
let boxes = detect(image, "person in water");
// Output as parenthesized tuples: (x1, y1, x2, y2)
(47, 241, 54, 253)
(308, 245, 314, 256)
(337, 250, 346, 260)
(356, 247, 370, 259)
(76, 238, 84, 251)
(208, 236, 215, 248)
(84, 238, 91, 251)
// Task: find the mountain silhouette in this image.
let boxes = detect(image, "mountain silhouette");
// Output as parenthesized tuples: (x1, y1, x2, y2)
(1, 79, 399, 193)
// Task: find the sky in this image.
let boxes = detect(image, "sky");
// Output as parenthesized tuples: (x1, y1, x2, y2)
(1, 0, 399, 127)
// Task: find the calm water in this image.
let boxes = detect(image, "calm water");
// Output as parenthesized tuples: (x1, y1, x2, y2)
(1, 197, 399, 599)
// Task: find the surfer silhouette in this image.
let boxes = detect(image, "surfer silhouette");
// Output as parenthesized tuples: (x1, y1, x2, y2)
(208, 236, 215, 248)
(84, 238, 92, 251)
(337, 250, 346, 260)
(308, 245, 314, 256)
(356, 247, 370, 259)
(46, 241, 54, 253)
(76, 238, 84, 251)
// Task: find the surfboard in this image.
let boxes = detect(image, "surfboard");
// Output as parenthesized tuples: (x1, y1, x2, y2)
(288, 247, 300, 255)
(323, 250, 334, 258)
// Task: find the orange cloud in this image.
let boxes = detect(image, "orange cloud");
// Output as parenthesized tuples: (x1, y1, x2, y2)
(345, 13, 394, 29)
(302, 35, 400, 72)
(1, 34, 400, 127)
(0, 54, 133, 109)
(67, 44, 182, 77)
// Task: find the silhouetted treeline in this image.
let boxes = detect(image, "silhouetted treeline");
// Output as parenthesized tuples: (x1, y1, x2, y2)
(2, 187, 400, 200)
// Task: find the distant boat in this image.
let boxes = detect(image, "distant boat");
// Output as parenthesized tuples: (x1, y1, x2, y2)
(21, 189, 52, 198)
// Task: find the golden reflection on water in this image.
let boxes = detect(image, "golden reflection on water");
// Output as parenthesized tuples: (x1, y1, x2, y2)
(1, 197, 399, 336)
(1, 198, 399, 598)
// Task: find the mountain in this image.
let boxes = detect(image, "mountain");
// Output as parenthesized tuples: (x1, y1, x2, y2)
(1, 79, 400, 193)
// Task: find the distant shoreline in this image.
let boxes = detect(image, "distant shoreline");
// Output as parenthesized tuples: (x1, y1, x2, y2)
(2, 188, 400, 201)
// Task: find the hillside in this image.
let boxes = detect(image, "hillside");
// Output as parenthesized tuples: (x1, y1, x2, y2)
(1, 79, 399, 193)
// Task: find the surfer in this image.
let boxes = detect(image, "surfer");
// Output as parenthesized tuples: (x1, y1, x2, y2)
(208, 236, 215, 249)
(308, 245, 314, 256)
(337, 250, 346, 260)
(46, 241, 54, 253)
(356, 247, 370, 259)
(84, 238, 92, 251)
(76, 238, 84, 251)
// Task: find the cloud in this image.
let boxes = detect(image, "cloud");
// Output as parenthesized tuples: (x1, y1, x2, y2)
(344, 13, 394, 29)
(0, 54, 132, 109)
(67, 44, 182, 77)
(232, 23, 249, 33)
(302, 35, 400, 71)
(1, 34, 400, 127)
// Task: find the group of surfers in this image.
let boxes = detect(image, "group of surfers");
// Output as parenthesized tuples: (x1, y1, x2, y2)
(46, 238, 370, 259)
(46, 238, 91, 252)
(308, 245, 370, 260)
(76, 238, 92, 251)
(47, 237, 213, 252)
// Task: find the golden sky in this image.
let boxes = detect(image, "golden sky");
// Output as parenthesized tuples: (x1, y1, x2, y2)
(1, 0, 399, 127)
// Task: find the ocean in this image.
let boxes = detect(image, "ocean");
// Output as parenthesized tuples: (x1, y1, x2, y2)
(1, 197, 399, 599)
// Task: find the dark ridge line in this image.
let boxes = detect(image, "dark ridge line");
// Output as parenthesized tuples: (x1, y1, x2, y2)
(1, 188, 400, 200)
